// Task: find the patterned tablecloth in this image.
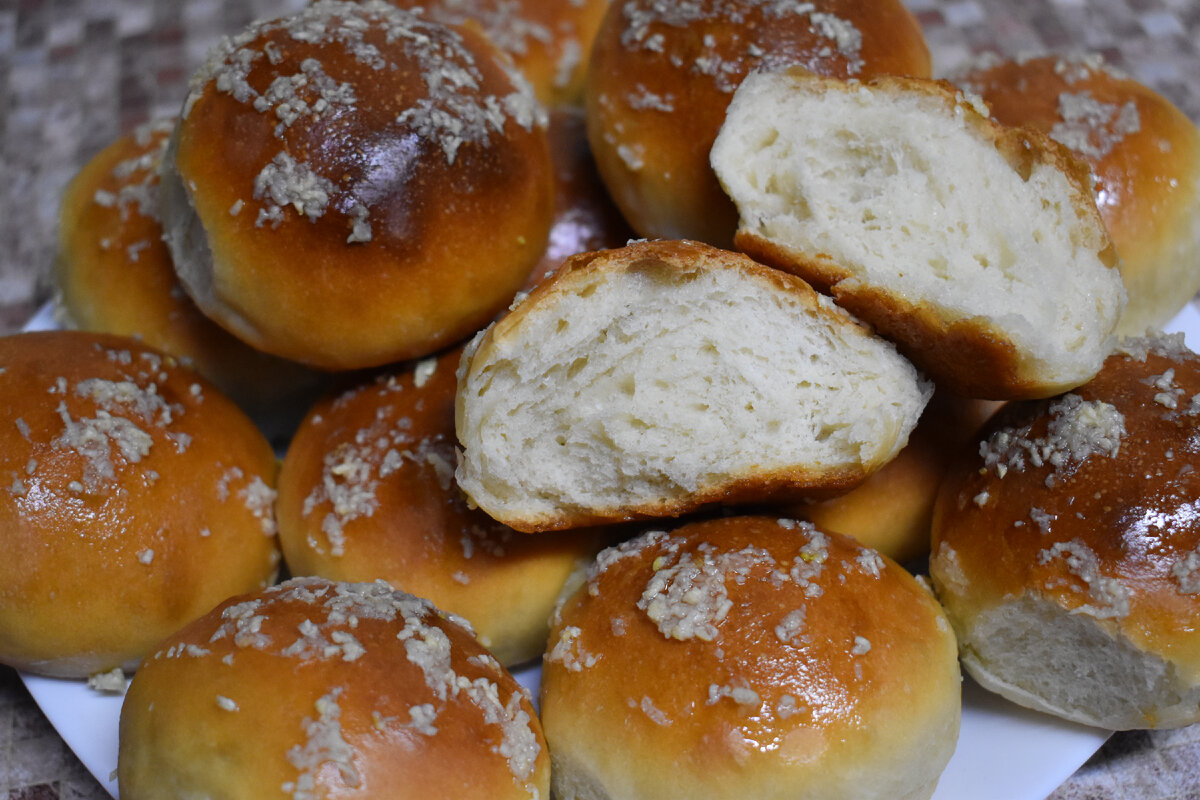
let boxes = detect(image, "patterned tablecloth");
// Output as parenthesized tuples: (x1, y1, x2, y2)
(2, 0, 1200, 797)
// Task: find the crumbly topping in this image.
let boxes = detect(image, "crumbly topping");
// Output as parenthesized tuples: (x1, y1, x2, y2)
(301, 412, 416, 556)
(850, 635, 871, 656)
(1115, 333, 1194, 363)
(253, 152, 337, 228)
(284, 689, 360, 799)
(1171, 551, 1200, 594)
(52, 402, 153, 493)
(545, 625, 601, 672)
(980, 394, 1125, 487)
(706, 681, 762, 709)
(86, 667, 128, 695)
(774, 608, 807, 644)
(1050, 90, 1141, 160)
(636, 695, 673, 726)
(638, 548, 734, 642)
(1038, 539, 1131, 619)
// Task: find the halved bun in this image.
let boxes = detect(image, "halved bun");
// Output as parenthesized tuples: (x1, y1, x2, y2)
(712, 69, 1126, 399)
(455, 239, 931, 532)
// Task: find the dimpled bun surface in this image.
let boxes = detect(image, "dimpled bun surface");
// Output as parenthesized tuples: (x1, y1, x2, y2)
(118, 577, 548, 799)
(162, 0, 554, 370)
(0, 331, 279, 678)
(380, 0, 609, 107)
(54, 118, 324, 422)
(455, 239, 932, 532)
(276, 344, 609, 666)
(952, 54, 1200, 338)
(931, 333, 1200, 729)
(712, 69, 1127, 400)
(585, 0, 931, 247)
(541, 516, 961, 800)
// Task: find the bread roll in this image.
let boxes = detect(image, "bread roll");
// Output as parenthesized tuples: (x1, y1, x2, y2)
(951, 54, 1200, 338)
(54, 117, 325, 429)
(379, 0, 609, 107)
(277, 344, 610, 665)
(118, 576, 548, 799)
(585, 0, 931, 247)
(161, 0, 554, 370)
(787, 392, 1002, 563)
(931, 333, 1200, 729)
(541, 516, 961, 800)
(712, 69, 1127, 399)
(524, 107, 636, 291)
(0, 331, 279, 678)
(455, 239, 932, 532)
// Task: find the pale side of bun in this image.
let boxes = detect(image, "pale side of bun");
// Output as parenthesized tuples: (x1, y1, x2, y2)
(455, 239, 932, 532)
(54, 118, 325, 427)
(712, 69, 1127, 400)
(931, 333, 1200, 729)
(951, 53, 1200, 338)
(585, 0, 931, 248)
(277, 344, 610, 665)
(786, 392, 1002, 563)
(0, 331, 280, 678)
(162, 0, 553, 370)
(118, 577, 548, 799)
(381, 0, 609, 107)
(541, 516, 961, 800)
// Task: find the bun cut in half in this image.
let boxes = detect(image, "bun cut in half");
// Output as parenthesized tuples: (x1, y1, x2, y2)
(540, 516, 961, 800)
(931, 333, 1200, 729)
(455, 239, 932, 532)
(712, 69, 1126, 400)
(119, 577, 548, 799)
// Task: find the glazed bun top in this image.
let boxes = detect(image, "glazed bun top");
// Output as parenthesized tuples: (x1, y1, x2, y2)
(378, 0, 610, 107)
(54, 117, 323, 423)
(0, 331, 279, 677)
(163, 0, 554, 369)
(540, 516, 960, 800)
(585, 0, 932, 246)
(952, 54, 1200, 337)
(118, 577, 548, 799)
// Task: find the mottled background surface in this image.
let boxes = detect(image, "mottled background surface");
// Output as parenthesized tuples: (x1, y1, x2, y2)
(2, 0, 1200, 797)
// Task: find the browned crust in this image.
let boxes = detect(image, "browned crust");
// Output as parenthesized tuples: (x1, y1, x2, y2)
(119, 577, 549, 798)
(930, 337, 1200, 672)
(541, 516, 959, 798)
(171, 4, 554, 369)
(0, 331, 279, 677)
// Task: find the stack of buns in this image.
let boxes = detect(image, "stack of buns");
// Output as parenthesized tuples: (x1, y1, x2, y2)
(17, 0, 1200, 794)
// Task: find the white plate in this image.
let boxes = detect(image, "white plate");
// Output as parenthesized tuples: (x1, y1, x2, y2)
(21, 302, 1200, 799)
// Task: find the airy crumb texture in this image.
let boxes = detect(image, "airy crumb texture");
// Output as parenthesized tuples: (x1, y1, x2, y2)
(455, 239, 931, 531)
(712, 68, 1126, 400)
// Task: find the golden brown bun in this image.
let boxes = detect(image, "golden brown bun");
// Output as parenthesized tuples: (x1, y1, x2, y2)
(163, 0, 554, 370)
(952, 54, 1200, 337)
(585, 0, 931, 247)
(118, 577, 549, 799)
(456, 239, 932, 533)
(54, 118, 327, 427)
(0, 331, 280, 678)
(276, 343, 611, 665)
(931, 333, 1200, 729)
(787, 392, 1002, 563)
(524, 107, 636, 291)
(541, 516, 961, 800)
(378, 0, 609, 107)
(715, 70, 1125, 400)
